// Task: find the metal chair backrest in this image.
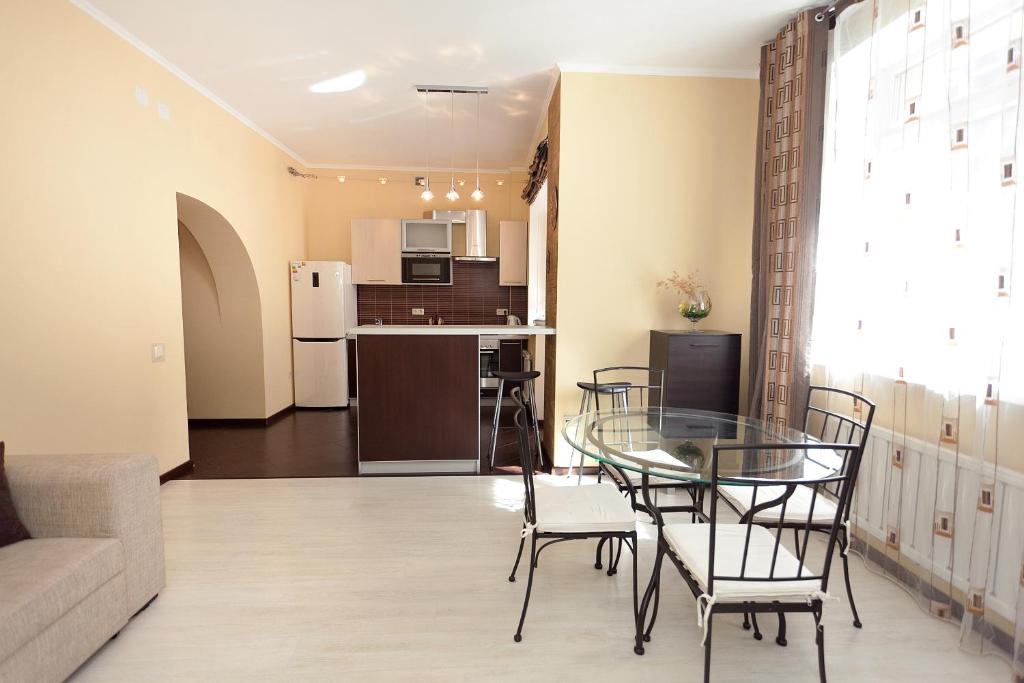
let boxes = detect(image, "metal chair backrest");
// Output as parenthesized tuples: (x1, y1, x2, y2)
(511, 388, 537, 530)
(802, 386, 876, 519)
(591, 366, 666, 414)
(706, 441, 861, 596)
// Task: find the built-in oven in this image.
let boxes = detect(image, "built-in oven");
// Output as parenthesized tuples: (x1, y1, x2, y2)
(400, 253, 452, 285)
(480, 338, 500, 389)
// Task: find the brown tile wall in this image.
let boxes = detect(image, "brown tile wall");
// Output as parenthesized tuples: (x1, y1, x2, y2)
(356, 260, 527, 325)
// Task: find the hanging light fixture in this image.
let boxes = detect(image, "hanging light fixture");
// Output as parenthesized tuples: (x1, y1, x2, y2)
(446, 90, 460, 201)
(471, 91, 485, 201)
(420, 90, 434, 201)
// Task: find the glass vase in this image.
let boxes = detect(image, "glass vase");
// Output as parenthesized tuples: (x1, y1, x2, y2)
(679, 289, 712, 331)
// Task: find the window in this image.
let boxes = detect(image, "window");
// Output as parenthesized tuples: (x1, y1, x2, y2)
(815, 1, 1024, 402)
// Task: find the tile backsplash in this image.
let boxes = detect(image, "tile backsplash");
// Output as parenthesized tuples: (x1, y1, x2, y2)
(356, 260, 527, 325)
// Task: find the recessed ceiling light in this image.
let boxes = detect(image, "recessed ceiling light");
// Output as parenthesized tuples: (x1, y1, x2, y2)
(496, 179, 505, 186)
(337, 175, 346, 183)
(309, 69, 367, 94)
(458, 179, 465, 187)
(379, 177, 388, 185)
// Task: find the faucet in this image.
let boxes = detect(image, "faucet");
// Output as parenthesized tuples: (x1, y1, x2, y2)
(373, 317, 383, 326)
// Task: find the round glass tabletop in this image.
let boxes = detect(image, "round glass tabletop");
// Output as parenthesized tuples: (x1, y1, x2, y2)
(561, 408, 844, 485)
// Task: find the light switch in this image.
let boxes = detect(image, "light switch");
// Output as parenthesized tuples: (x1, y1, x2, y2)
(151, 343, 166, 363)
(134, 85, 149, 106)
(157, 102, 171, 121)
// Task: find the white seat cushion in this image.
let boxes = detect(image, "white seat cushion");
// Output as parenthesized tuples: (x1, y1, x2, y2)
(718, 484, 838, 524)
(535, 484, 636, 534)
(663, 523, 822, 602)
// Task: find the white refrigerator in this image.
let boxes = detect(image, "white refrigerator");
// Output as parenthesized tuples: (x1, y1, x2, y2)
(290, 260, 357, 408)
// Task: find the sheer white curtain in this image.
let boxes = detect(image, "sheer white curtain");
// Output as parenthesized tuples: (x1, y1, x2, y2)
(814, 0, 1024, 668)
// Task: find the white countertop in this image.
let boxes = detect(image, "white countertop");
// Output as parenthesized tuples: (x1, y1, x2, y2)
(349, 324, 555, 336)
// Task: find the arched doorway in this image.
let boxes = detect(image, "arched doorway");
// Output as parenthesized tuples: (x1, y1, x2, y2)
(176, 193, 265, 419)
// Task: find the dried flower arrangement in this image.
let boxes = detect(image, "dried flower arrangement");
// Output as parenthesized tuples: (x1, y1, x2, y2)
(657, 270, 711, 329)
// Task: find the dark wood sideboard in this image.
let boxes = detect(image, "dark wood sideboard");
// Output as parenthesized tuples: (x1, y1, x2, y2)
(648, 330, 741, 414)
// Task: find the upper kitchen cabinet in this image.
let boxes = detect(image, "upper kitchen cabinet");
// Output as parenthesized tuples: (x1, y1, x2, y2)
(351, 218, 401, 285)
(498, 220, 528, 286)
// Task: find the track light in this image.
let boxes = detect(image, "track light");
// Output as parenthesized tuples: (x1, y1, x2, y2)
(379, 177, 388, 185)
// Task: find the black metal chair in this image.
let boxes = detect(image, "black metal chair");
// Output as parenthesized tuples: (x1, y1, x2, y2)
(637, 440, 861, 683)
(717, 386, 876, 631)
(506, 388, 640, 644)
(583, 366, 705, 574)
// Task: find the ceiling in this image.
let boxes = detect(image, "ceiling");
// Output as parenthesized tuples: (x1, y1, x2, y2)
(78, 0, 810, 171)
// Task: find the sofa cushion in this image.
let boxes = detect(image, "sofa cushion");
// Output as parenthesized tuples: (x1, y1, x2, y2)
(0, 443, 31, 549)
(0, 537, 125, 661)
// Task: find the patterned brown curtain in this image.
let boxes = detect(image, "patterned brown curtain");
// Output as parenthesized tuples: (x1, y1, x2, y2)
(521, 138, 548, 204)
(748, 10, 830, 430)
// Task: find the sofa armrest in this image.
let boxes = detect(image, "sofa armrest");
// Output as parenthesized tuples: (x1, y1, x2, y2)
(5, 453, 166, 613)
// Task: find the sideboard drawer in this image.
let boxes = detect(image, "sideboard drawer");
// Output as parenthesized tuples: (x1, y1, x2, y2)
(649, 330, 741, 414)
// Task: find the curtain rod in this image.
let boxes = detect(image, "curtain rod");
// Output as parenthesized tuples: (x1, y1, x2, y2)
(815, 0, 864, 24)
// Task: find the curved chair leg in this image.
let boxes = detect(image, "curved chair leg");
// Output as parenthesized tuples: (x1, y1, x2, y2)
(703, 613, 714, 683)
(775, 610, 787, 646)
(514, 534, 538, 642)
(840, 536, 863, 628)
(638, 544, 664, 648)
(608, 537, 623, 576)
(749, 612, 762, 640)
(595, 536, 607, 569)
(508, 532, 526, 582)
(643, 571, 661, 643)
(814, 611, 827, 682)
(630, 532, 640, 655)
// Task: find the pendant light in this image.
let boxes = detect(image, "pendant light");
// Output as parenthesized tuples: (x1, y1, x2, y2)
(471, 91, 485, 201)
(420, 90, 434, 201)
(446, 90, 460, 201)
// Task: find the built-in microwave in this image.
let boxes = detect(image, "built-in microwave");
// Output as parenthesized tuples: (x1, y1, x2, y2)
(401, 219, 452, 253)
(401, 253, 452, 285)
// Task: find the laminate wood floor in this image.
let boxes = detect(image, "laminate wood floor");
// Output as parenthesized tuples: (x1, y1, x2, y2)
(185, 407, 532, 479)
(71, 477, 1010, 682)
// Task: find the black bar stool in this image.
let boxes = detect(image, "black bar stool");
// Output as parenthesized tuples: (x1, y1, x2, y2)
(488, 370, 543, 470)
(568, 380, 632, 482)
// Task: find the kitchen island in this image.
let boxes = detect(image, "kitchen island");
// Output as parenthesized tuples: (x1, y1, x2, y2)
(350, 325, 555, 475)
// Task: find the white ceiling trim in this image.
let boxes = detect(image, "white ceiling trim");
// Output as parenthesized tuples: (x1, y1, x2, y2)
(305, 163, 528, 174)
(70, 0, 311, 167)
(523, 72, 560, 166)
(557, 62, 759, 80)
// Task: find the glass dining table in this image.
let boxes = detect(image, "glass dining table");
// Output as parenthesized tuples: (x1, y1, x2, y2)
(560, 407, 847, 519)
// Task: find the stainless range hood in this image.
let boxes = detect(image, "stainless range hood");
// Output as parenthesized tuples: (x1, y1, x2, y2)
(424, 209, 494, 261)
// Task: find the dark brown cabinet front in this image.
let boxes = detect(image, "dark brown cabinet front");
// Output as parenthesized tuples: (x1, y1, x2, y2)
(649, 330, 741, 414)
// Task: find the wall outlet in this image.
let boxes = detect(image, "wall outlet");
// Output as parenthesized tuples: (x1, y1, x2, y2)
(496, 308, 509, 316)
(151, 343, 166, 363)
(411, 308, 425, 316)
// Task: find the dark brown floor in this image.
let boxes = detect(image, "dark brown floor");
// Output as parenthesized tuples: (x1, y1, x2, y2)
(183, 406, 537, 479)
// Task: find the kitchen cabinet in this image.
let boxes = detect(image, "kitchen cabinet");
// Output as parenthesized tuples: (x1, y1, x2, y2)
(498, 220, 528, 286)
(648, 330, 741, 414)
(351, 218, 401, 285)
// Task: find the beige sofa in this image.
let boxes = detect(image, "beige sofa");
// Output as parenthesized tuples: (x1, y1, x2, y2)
(0, 454, 165, 683)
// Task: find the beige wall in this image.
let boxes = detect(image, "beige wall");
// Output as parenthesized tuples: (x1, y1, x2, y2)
(0, 2, 307, 473)
(306, 170, 528, 261)
(177, 213, 265, 420)
(552, 72, 760, 466)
